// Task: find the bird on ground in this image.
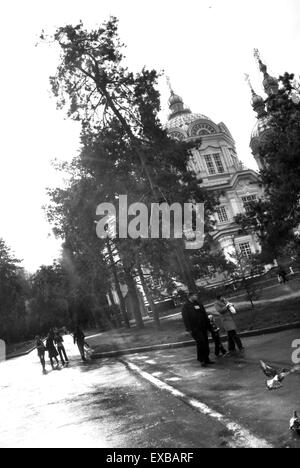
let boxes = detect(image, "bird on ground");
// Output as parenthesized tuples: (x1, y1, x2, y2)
(289, 411, 300, 435)
(259, 360, 295, 390)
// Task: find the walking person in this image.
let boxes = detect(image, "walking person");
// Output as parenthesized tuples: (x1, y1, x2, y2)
(36, 336, 47, 373)
(182, 292, 214, 367)
(278, 267, 288, 284)
(73, 325, 87, 362)
(46, 331, 60, 369)
(54, 331, 69, 366)
(208, 314, 227, 358)
(214, 295, 244, 354)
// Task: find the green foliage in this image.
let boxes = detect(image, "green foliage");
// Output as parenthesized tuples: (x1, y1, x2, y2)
(44, 17, 220, 301)
(45, 165, 114, 327)
(28, 263, 69, 333)
(0, 239, 28, 342)
(228, 246, 263, 309)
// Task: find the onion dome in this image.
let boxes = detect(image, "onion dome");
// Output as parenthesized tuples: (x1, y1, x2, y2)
(251, 90, 267, 118)
(164, 83, 232, 141)
(168, 90, 192, 120)
(251, 115, 270, 140)
(168, 91, 183, 107)
(250, 115, 271, 154)
(166, 88, 212, 130)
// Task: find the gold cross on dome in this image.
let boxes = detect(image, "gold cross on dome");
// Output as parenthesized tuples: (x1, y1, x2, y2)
(166, 76, 173, 94)
(244, 73, 254, 92)
(253, 48, 260, 62)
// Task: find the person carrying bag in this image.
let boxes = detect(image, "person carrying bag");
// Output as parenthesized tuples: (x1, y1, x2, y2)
(214, 295, 244, 354)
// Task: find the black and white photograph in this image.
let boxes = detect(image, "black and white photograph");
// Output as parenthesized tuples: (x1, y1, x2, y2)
(0, 0, 300, 451)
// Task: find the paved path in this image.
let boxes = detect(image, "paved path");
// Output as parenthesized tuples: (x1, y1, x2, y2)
(123, 329, 300, 448)
(0, 336, 256, 448)
(0, 332, 299, 448)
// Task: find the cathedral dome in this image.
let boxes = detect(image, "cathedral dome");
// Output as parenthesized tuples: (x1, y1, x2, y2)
(165, 111, 213, 131)
(250, 115, 272, 154)
(251, 115, 270, 140)
(168, 92, 184, 107)
(251, 93, 264, 107)
(164, 86, 232, 140)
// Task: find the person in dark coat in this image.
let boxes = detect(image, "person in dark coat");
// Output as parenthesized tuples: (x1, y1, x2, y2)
(54, 331, 69, 366)
(73, 325, 87, 362)
(278, 267, 288, 284)
(182, 293, 214, 367)
(46, 331, 59, 369)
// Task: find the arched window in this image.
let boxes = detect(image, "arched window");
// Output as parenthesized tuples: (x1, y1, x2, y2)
(190, 123, 216, 137)
(169, 131, 185, 141)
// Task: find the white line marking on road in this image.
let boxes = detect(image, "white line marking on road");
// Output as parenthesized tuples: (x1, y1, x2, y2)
(122, 360, 273, 449)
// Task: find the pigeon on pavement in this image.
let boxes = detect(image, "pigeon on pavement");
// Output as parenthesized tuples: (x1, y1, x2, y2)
(260, 360, 292, 390)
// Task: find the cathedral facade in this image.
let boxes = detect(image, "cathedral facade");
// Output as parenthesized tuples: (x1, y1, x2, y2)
(165, 88, 263, 284)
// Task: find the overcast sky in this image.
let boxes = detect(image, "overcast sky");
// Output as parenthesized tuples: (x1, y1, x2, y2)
(0, 0, 299, 271)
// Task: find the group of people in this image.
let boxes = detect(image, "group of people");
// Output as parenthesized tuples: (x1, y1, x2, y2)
(182, 293, 244, 367)
(35, 325, 88, 373)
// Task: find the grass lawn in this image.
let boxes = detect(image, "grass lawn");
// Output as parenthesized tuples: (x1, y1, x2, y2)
(87, 296, 300, 354)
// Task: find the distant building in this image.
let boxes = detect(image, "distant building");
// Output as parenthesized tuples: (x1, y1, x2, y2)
(164, 87, 263, 274)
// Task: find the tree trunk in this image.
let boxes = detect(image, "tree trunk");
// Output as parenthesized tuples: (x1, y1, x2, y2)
(106, 239, 130, 328)
(175, 244, 197, 292)
(137, 264, 160, 328)
(100, 80, 197, 295)
(123, 266, 144, 328)
(244, 279, 255, 309)
(247, 291, 254, 309)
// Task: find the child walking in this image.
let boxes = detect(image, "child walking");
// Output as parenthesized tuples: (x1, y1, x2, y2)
(208, 315, 227, 357)
(36, 336, 47, 373)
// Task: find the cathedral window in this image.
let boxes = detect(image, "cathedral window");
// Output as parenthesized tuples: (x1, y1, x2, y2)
(205, 155, 215, 174)
(213, 153, 225, 173)
(217, 206, 229, 223)
(229, 149, 238, 165)
(169, 131, 185, 141)
(238, 242, 252, 259)
(204, 153, 225, 175)
(191, 123, 216, 136)
(242, 195, 257, 213)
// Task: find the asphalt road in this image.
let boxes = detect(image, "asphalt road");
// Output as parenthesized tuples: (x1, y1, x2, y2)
(0, 331, 299, 448)
(0, 336, 244, 448)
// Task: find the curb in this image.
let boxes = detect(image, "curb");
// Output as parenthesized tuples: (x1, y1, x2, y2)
(6, 344, 37, 360)
(91, 320, 300, 359)
(6, 338, 47, 361)
(120, 359, 273, 448)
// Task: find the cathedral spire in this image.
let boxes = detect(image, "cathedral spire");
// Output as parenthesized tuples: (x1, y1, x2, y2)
(254, 49, 279, 97)
(166, 77, 191, 120)
(244, 73, 266, 118)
